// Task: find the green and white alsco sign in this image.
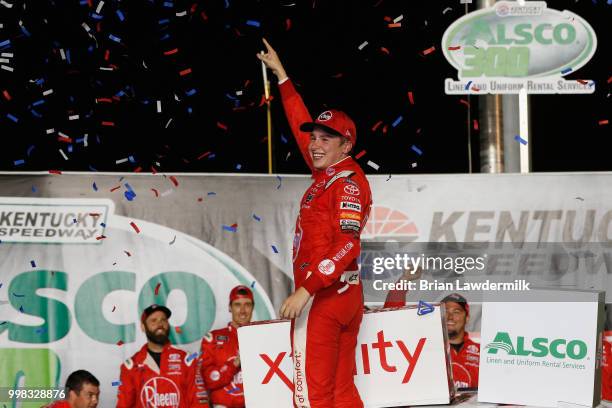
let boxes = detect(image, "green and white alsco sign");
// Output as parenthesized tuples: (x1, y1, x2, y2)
(442, 1, 597, 94)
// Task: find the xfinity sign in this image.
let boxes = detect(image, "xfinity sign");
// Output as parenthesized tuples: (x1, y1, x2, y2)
(442, 1, 597, 94)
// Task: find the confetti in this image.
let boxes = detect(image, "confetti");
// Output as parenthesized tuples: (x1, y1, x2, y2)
(271, 245, 278, 253)
(366, 160, 380, 170)
(154, 282, 162, 295)
(112, 381, 121, 387)
(35, 327, 47, 334)
(561, 67, 573, 75)
(186, 352, 200, 362)
(422, 46, 436, 56)
(575, 197, 584, 201)
(14, 159, 24, 166)
(19, 305, 24, 313)
(250, 281, 256, 288)
(473, 120, 479, 131)
(358, 41, 368, 50)
(130, 221, 140, 233)
(391, 116, 403, 127)
(407, 91, 414, 105)
(514, 135, 527, 145)
(355, 150, 366, 159)
(112, 305, 116, 312)
(116, 340, 124, 346)
(169, 235, 177, 245)
(223, 225, 237, 232)
(93, 182, 98, 191)
(12, 292, 24, 297)
(411, 145, 423, 155)
(246, 20, 260, 27)
(253, 214, 261, 221)
(124, 251, 131, 257)
(599, 120, 609, 126)
(175, 326, 183, 334)
(276, 175, 282, 189)
(169, 176, 179, 186)
(30, 260, 36, 268)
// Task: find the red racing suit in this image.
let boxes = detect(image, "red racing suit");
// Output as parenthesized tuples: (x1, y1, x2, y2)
(449, 333, 480, 390)
(279, 78, 372, 408)
(199, 324, 244, 408)
(116, 343, 210, 408)
(43, 402, 70, 408)
(602, 336, 612, 401)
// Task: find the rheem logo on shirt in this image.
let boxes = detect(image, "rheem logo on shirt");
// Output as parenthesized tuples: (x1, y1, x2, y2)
(140, 377, 180, 407)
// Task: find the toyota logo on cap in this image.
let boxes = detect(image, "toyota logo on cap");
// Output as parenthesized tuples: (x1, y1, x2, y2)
(317, 111, 333, 121)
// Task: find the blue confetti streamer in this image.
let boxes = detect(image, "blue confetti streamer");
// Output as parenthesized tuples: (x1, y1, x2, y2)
(186, 89, 197, 96)
(30, 260, 36, 268)
(32, 100, 45, 107)
(116, 10, 125, 21)
(253, 214, 261, 222)
(124, 190, 136, 201)
(6, 114, 18, 123)
(207, 192, 216, 196)
(112, 381, 121, 386)
(67, 145, 73, 153)
(224, 0, 230, 8)
(31, 186, 37, 193)
(159, 18, 170, 25)
(19, 306, 24, 313)
(411, 145, 423, 155)
(246, 20, 261, 27)
(186, 351, 200, 362)
(0, 39, 11, 48)
(92, 182, 98, 192)
(514, 135, 527, 145)
(108, 34, 122, 43)
(27, 145, 35, 156)
(561, 67, 572, 75)
(250, 281, 256, 288)
(271, 245, 278, 253)
(280, 134, 288, 144)
(222, 225, 237, 232)
(276, 175, 282, 189)
(35, 327, 47, 334)
(163, 1, 174, 7)
(128, 155, 136, 163)
(88, 165, 98, 172)
(14, 160, 24, 166)
(100, 222, 106, 228)
(236, 164, 242, 170)
(391, 116, 403, 127)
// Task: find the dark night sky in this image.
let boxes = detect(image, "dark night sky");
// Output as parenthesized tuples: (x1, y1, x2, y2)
(0, 0, 609, 174)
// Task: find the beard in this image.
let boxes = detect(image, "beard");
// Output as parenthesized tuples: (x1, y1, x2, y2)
(447, 329, 459, 340)
(145, 326, 169, 345)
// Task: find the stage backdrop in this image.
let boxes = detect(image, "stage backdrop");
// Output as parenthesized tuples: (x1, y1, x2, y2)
(1, 171, 611, 406)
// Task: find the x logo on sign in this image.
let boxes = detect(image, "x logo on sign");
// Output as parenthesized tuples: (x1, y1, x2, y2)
(260, 352, 293, 390)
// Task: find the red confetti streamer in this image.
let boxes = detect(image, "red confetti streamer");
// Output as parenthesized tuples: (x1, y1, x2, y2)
(577, 79, 589, 85)
(407, 91, 414, 105)
(116, 340, 124, 346)
(2, 90, 11, 101)
(459, 99, 470, 108)
(285, 18, 292, 30)
(607, 76, 612, 84)
(448, 46, 461, 51)
(201, 11, 208, 21)
(473, 120, 479, 131)
(130, 221, 140, 234)
(422, 46, 436, 56)
(151, 188, 159, 197)
(96, 98, 113, 103)
(154, 282, 161, 295)
(331, 73, 343, 78)
(230, 223, 238, 229)
(380, 47, 390, 55)
(164, 48, 179, 56)
(57, 136, 73, 143)
(382, 125, 388, 134)
(388, 23, 401, 28)
(383, 16, 392, 22)
(179, 68, 192, 76)
(217, 122, 228, 131)
(134, 167, 142, 173)
(175, 326, 183, 334)
(89, 213, 101, 217)
(197, 151, 211, 160)
(371, 120, 383, 131)
(96, 235, 106, 240)
(101, 121, 115, 126)
(110, 185, 121, 192)
(197, 197, 203, 202)
(104, 50, 110, 61)
(169, 176, 179, 187)
(48, 170, 62, 175)
(150, 166, 158, 174)
(599, 120, 609, 126)
(355, 150, 367, 159)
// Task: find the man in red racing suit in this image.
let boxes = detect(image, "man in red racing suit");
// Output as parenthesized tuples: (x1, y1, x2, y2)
(116, 304, 210, 408)
(259, 39, 372, 408)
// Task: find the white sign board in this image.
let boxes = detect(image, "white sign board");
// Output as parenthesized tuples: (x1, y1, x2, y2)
(479, 289, 605, 407)
(238, 306, 452, 408)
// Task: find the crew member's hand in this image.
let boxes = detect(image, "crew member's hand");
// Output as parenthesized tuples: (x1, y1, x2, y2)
(398, 266, 423, 282)
(233, 355, 241, 368)
(279, 286, 311, 319)
(257, 38, 288, 82)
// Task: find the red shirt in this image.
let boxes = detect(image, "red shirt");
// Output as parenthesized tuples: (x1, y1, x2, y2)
(42, 402, 70, 408)
(450, 333, 480, 389)
(200, 324, 244, 408)
(602, 337, 612, 400)
(116, 343, 209, 408)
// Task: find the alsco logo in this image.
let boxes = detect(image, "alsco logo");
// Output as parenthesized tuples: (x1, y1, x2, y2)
(442, 1, 597, 94)
(486, 331, 587, 360)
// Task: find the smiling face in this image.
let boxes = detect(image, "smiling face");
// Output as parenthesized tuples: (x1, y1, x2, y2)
(69, 383, 100, 408)
(445, 301, 468, 342)
(309, 128, 352, 170)
(230, 297, 254, 327)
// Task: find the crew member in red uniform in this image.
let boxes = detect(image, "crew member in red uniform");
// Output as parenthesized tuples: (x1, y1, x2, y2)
(44, 370, 100, 408)
(602, 333, 612, 400)
(442, 293, 480, 390)
(116, 304, 210, 408)
(200, 285, 254, 408)
(258, 39, 372, 408)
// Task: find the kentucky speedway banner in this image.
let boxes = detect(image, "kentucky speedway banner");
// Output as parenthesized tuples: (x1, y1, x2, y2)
(1, 171, 612, 406)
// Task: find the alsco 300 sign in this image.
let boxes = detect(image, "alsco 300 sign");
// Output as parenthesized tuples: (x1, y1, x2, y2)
(442, 1, 597, 94)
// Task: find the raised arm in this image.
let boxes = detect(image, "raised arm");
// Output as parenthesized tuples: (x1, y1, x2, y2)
(257, 38, 314, 172)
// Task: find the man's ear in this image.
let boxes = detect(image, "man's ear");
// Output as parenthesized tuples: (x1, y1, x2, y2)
(141, 322, 146, 333)
(343, 140, 353, 154)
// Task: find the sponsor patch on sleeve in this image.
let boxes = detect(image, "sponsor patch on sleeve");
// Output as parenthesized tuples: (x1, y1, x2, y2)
(339, 201, 362, 212)
(340, 218, 361, 232)
(318, 259, 336, 275)
(340, 212, 361, 221)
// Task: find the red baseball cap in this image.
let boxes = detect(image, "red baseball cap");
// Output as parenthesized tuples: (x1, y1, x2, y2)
(300, 109, 356, 146)
(229, 285, 254, 304)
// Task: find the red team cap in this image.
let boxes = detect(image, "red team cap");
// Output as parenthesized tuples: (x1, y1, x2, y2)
(300, 109, 357, 146)
(442, 293, 470, 316)
(229, 285, 254, 304)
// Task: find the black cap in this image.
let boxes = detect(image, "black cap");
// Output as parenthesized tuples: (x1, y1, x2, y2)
(141, 304, 171, 323)
(441, 293, 469, 316)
